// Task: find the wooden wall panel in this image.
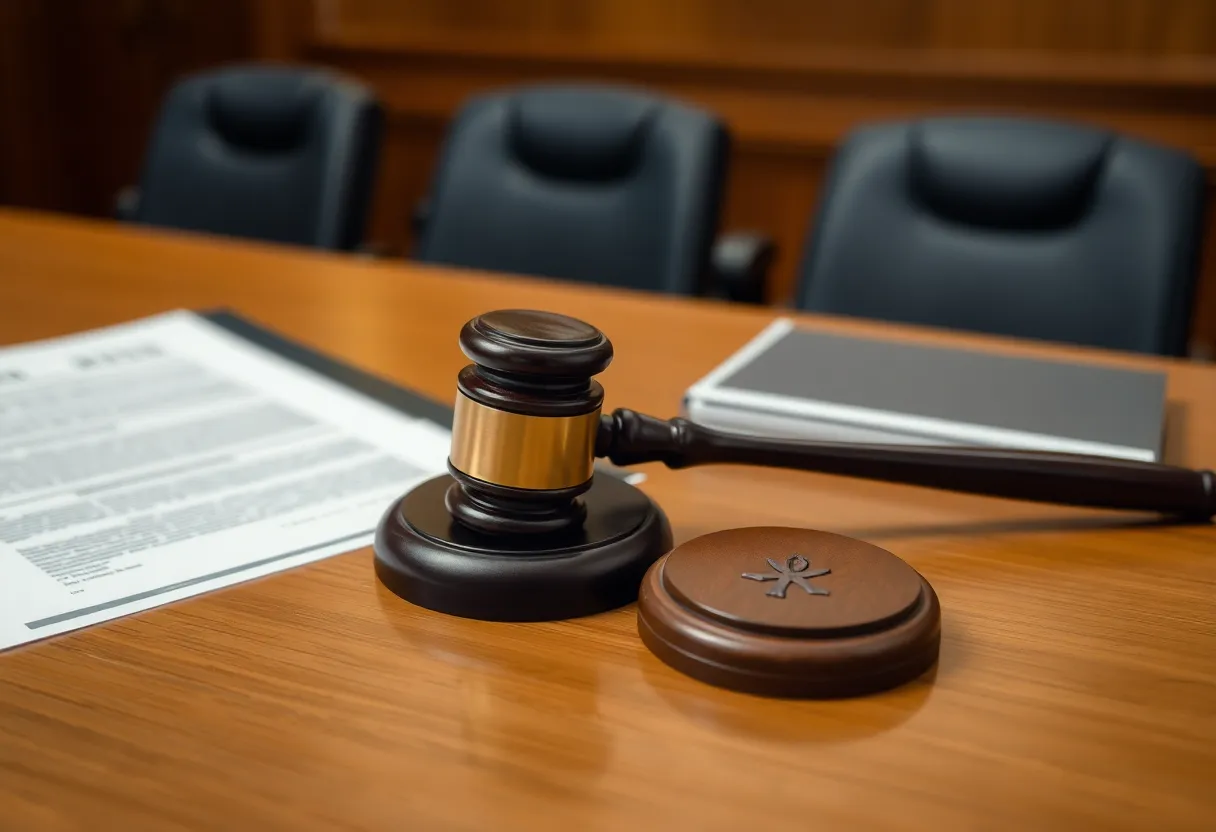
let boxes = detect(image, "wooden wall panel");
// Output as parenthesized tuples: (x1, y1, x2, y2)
(1193, 214, 1216, 361)
(0, 1, 74, 211)
(0, 0, 256, 218)
(323, 0, 1216, 57)
(718, 152, 826, 298)
(364, 117, 446, 255)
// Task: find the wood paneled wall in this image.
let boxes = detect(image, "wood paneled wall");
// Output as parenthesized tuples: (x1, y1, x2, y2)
(0, 0, 254, 217)
(322, 0, 1216, 56)
(257, 0, 1216, 355)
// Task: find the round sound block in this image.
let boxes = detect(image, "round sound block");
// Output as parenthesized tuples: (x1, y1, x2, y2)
(375, 473, 672, 621)
(637, 527, 940, 698)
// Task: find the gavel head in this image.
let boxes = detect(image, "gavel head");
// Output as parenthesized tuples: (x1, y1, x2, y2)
(445, 309, 613, 536)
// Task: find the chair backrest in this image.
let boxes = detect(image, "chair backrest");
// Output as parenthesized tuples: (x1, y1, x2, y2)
(133, 64, 383, 251)
(796, 117, 1206, 356)
(415, 84, 729, 295)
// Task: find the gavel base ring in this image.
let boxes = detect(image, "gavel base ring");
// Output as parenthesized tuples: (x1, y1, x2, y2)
(374, 474, 673, 621)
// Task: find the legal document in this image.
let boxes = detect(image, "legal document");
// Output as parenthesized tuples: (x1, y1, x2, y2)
(0, 311, 450, 650)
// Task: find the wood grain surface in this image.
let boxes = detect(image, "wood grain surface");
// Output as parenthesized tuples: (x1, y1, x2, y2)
(1, 209, 1214, 831)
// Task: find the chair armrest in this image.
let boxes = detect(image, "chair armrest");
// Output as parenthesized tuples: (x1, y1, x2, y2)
(114, 186, 141, 221)
(412, 198, 431, 237)
(407, 197, 432, 258)
(710, 231, 775, 304)
(355, 241, 394, 259)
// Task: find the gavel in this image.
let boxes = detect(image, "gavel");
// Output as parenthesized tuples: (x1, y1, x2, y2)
(374, 309, 1215, 622)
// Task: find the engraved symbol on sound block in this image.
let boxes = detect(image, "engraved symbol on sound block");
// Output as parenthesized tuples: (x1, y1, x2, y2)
(742, 555, 831, 599)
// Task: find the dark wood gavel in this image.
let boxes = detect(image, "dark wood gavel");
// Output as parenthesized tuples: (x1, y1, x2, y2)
(376, 308, 1214, 622)
(446, 309, 1215, 530)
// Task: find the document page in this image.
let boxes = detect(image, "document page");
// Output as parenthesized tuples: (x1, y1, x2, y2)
(0, 311, 450, 650)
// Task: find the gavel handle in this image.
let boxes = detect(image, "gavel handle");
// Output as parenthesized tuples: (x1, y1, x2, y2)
(595, 409, 1216, 520)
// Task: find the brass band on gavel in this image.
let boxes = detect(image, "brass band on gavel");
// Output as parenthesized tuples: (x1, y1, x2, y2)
(448, 391, 601, 490)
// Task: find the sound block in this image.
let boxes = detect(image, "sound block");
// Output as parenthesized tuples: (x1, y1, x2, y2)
(375, 474, 672, 621)
(637, 527, 940, 698)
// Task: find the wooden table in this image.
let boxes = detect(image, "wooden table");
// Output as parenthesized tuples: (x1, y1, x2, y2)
(1, 209, 1214, 831)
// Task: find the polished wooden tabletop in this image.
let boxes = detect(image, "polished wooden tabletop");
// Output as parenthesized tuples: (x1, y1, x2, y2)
(1, 209, 1214, 831)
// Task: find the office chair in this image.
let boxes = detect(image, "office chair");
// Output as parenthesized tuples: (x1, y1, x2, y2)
(796, 116, 1206, 356)
(118, 64, 383, 251)
(413, 84, 768, 300)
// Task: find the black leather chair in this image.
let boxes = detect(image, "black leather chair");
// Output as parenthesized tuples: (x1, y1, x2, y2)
(414, 84, 766, 299)
(118, 64, 383, 251)
(796, 117, 1206, 356)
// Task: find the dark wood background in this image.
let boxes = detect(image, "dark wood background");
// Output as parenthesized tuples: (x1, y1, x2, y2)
(3, 0, 1215, 355)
